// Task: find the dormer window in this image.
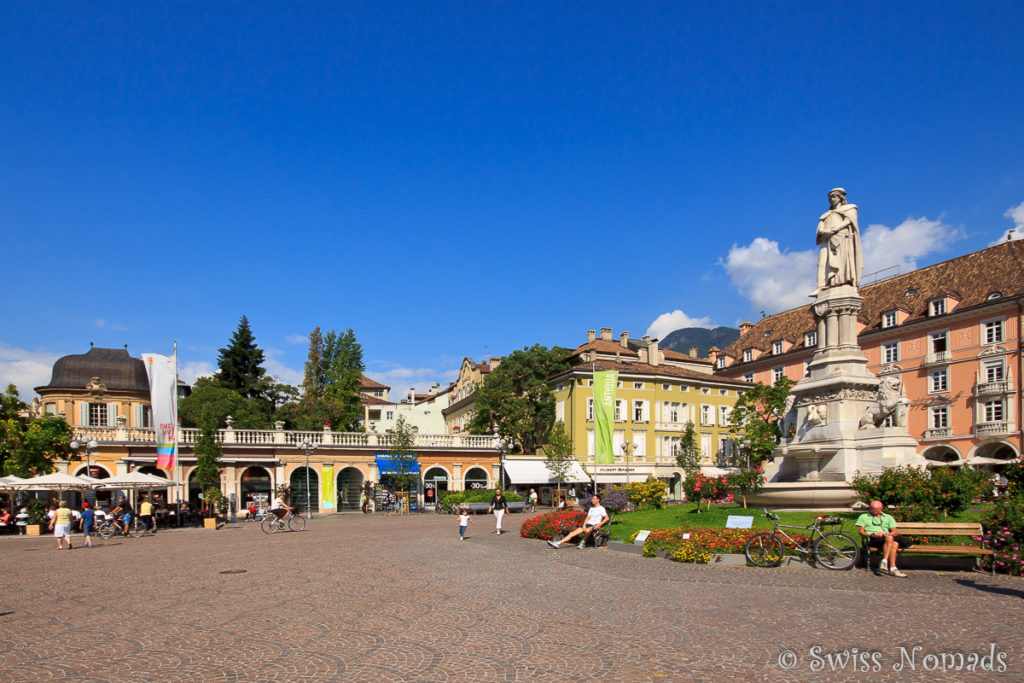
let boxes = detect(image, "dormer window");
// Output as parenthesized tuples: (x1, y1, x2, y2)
(772, 341, 783, 355)
(743, 349, 753, 362)
(717, 356, 726, 369)
(805, 331, 817, 347)
(929, 298, 946, 316)
(882, 310, 898, 329)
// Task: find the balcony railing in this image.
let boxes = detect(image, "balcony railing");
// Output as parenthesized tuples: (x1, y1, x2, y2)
(924, 350, 952, 365)
(655, 421, 685, 431)
(70, 425, 499, 450)
(923, 427, 952, 440)
(974, 422, 1010, 437)
(974, 380, 1010, 397)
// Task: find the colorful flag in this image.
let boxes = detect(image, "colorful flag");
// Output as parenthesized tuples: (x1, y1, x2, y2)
(141, 352, 178, 469)
(322, 465, 335, 510)
(593, 370, 618, 465)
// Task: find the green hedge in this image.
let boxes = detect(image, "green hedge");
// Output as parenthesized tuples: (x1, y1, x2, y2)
(439, 489, 524, 508)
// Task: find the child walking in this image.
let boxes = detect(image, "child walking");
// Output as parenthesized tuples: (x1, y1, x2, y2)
(458, 508, 475, 540)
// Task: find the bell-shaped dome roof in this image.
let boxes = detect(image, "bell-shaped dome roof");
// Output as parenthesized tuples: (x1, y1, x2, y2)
(36, 347, 149, 393)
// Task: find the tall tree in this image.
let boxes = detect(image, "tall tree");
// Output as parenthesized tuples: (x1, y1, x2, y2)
(385, 415, 419, 498)
(675, 422, 701, 478)
(193, 420, 223, 505)
(302, 326, 327, 401)
(216, 316, 268, 401)
(543, 421, 575, 493)
(323, 329, 365, 430)
(728, 377, 794, 465)
(468, 345, 570, 454)
(179, 377, 271, 429)
(0, 384, 74, 476)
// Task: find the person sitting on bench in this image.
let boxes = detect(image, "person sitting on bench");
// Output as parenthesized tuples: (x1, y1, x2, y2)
(548, 495, 609, 549)
(857, 500, 911, 578)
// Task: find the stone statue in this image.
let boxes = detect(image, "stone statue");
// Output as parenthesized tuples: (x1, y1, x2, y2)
(806, 403, 827, 427)
(85, 376, 107, 397)
(859, 375, 910, 429)
(815, 188, 862, 293)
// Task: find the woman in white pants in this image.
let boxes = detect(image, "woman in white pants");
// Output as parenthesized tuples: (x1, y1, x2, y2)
(489, 489, 509, 534)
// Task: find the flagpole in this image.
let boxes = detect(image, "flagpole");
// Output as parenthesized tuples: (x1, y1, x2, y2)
(592, 360, 597, 499)
(174, 341, 181, 528)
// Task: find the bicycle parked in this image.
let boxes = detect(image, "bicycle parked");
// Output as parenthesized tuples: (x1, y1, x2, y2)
(260, 509, 306, 534)
(97, 514, 147, 539)
(744, 508, 859, 570)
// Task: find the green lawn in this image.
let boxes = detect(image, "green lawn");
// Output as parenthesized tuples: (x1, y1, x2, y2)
(608, 503, 990, 542)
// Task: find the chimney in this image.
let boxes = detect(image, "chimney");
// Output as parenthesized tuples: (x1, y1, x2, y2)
(739, 321, 754, 335)
(689, 345, 698, 358)
(709, 347, 719, 364)
(587, 329, 596, 343)
(642, 335, 650, 343)
(600, 327, 613, 341)
(650, 338, 660, 367)
(639, 347, 648, 363)
(620, 331, 629, 348)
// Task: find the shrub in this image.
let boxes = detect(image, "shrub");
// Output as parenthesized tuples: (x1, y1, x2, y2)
(1001, 458, 1024, 497)
(27, 498, 50, 525)
(725, 468, 764, 509)
(981, 497, 1024, 575)
(683, 473, 730, 511)
(438, 489, 523, 508)
(600, 487, 631, 515)
(519, 510, 586, 541)
(852, 465, 991, 516)
(626, 479, 667, 510)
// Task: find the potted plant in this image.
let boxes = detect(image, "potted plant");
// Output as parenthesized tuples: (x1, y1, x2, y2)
(202, 487, 222, 529)
(24, 498, 50, 536)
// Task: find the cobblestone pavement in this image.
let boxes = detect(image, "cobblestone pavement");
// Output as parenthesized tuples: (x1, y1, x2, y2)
(1, 511, 1021, 681)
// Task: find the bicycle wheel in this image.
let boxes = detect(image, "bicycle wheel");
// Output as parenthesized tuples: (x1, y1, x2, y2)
(97, 521, 115, 540)
(288, 515, 306, 532)
(744, 533, 785, 567)
(814, 532, 859, 570)
(261, 516, 280, 534)
(128, 517, 146, 538)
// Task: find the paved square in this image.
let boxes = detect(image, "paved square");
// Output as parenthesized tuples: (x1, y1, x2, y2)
(2, 512, 1021, 681)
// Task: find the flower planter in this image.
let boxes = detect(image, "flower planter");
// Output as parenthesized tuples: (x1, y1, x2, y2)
(203, 517, 219, 530)
(25, 524, 44, 536)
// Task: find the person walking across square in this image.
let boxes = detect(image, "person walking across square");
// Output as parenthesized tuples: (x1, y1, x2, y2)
(50, 500, 73, 550)
(79, 502, 95, 548)
(488, 489, 509, 534)
(458, 507, 475, 540)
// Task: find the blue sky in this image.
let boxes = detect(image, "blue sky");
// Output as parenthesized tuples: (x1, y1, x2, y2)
(3, 2, 1023, 401)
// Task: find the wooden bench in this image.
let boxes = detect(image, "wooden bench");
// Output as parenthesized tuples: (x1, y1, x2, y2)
(860, 522, 993, 574)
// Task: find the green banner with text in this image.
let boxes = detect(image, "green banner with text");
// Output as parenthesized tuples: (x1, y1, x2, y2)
(593, 370, 618, 464)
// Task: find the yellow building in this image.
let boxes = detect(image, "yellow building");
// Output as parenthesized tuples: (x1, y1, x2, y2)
(547, 328, 749, 498)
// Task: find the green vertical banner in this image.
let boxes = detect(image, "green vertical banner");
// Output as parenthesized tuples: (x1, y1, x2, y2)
(594, 370, 618, 464)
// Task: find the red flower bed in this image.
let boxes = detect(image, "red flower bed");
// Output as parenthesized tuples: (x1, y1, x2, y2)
(519, 511, 587, 541)
(636, 527, 812, 556)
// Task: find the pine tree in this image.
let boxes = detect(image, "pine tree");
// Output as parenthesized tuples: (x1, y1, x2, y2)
(323, 329, 365, 431)
(302, 326, 326, 401)
(216, 316, 268, 401)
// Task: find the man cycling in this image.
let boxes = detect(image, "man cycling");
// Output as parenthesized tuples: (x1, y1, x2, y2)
(110, 495, 134, 536)
(270, 493, 293, 521)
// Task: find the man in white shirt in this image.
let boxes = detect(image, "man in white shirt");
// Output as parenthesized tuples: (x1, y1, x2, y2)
(548, 495, 609, 549)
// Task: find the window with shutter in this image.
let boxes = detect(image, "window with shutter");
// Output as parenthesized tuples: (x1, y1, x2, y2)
(107, 403, 117, 427)
(79, 403, 89, 425)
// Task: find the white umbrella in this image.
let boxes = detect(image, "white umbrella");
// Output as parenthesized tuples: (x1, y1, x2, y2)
(18, 472, 102, 489)
(96, 472, 179, 489)
(0, 475, 26, 487)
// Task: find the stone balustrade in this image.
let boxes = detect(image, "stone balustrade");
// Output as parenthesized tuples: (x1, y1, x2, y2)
(69, 425, 500, 450)
(974, 422, 1010, 437)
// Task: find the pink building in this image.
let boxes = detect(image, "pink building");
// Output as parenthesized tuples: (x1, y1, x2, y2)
(714, 241, 1024, 468)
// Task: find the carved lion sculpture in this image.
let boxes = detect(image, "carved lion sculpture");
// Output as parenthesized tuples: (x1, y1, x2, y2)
(859, 376, 910, 429)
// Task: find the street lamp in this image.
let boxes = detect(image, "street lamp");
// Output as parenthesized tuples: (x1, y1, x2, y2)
(493, 427, 507, 491)
(70, 438, 99, 504)
(621, 441, 632, 484)
(298, 439, 313, 519)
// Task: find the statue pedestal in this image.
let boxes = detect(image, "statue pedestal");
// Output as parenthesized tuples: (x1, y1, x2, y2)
(762, 285, 923, 500)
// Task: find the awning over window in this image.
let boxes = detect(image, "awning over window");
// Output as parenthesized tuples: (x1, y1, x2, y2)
(503, 459, 590, 484)
(375, 453, 420, 475)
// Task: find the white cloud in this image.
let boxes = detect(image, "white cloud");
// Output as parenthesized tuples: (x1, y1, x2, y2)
(0, 343, 61, 399)
(178, 360, 215, 385)
(92, 319, 130, 331)
(722, 237, 818, 313)
(285, 334, 308, 345)
(990, 201, 1024, 245)
(860, 216, 963, 277)
(263, 347, 303, 387)
(724, 216, 961, 314)
(645, 310, 712, 340)
(367, 360, 460, 402)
